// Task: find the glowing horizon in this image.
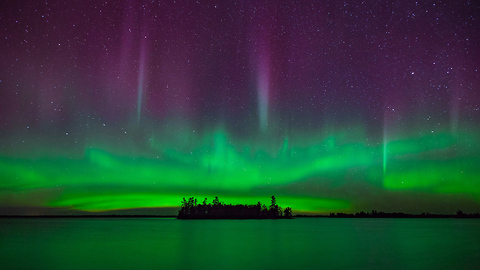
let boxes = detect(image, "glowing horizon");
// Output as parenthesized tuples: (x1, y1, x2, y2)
(1, 125, 479, 214)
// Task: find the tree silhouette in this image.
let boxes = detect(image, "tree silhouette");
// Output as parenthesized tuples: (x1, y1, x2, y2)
(284, 207, 292, 218)
(270, 196, 276, 207)
(213, 196, 220, 206)
(268, 196, 282, 218)
(178, 196, 292, 219)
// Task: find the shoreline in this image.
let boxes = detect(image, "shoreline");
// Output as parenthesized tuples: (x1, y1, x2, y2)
(1, 214, 479, 219)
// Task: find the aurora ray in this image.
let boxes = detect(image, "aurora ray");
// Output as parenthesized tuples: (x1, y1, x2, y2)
(136, 35, 148, 124)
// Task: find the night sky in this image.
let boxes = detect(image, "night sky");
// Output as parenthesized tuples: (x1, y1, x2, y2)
(1, 0, 480, 215)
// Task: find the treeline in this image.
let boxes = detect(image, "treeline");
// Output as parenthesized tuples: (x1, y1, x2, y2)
(178, 196, 293, 219)
(328, 210, 480, 218)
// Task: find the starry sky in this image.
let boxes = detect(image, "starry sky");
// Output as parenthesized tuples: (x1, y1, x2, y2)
(1, 0, 480, 215)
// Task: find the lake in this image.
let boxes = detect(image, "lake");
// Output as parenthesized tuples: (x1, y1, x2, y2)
(1, 218, 479, 269)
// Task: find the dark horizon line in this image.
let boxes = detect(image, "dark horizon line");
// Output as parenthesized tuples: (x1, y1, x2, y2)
(1, 212, 480, 219)
(0, 214, 178, 218)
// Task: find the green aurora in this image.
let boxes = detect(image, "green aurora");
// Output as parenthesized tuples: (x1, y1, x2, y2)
(1, 126, 479, 214)
(1, 0, 480, 215)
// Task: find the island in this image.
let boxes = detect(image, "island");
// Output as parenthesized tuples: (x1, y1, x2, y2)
(177, 196, 293, 219)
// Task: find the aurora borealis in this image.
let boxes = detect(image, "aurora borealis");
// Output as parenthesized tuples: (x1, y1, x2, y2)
(1, 0, 479, 214)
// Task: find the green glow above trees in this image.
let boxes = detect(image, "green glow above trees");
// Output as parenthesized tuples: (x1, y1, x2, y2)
(0, 127, 479, 213)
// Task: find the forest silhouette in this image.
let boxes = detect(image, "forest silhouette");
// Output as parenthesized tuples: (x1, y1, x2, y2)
(178, 196, 293, 219)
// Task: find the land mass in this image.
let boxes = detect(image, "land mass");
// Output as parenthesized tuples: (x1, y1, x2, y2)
(300, 210, 480, 219)
(1, 212, 479, 219)
(1, 205, 478, 219)
(177, 196, 293, 219)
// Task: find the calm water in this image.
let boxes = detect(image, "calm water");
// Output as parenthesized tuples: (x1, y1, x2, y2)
(1, 218, 479, 269)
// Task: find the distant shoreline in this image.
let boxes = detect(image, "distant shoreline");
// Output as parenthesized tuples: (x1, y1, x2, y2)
(1, 213, 479, 219)
(296, 214, 480, 219)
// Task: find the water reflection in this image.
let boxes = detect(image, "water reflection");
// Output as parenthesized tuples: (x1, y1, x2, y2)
(1, 218, 479, 269)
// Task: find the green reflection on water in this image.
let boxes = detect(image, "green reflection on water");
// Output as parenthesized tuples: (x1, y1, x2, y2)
(1, 218, 479, 270)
